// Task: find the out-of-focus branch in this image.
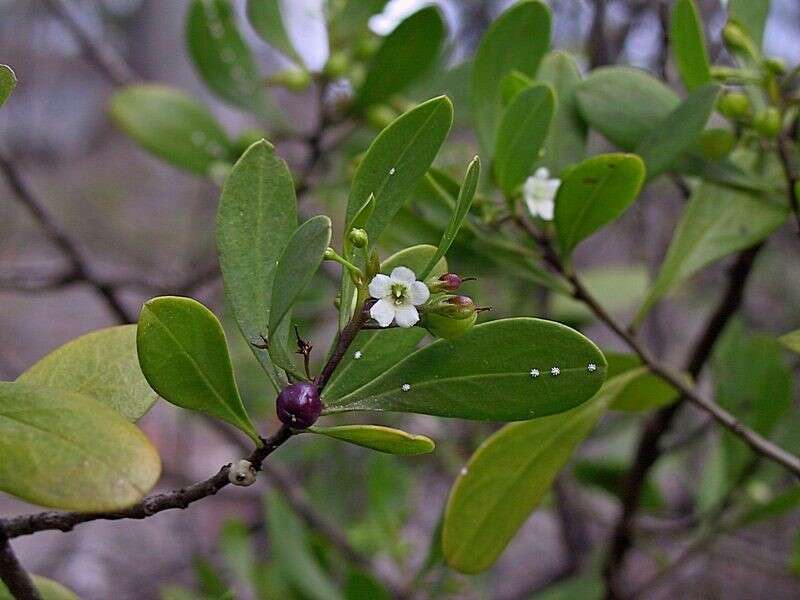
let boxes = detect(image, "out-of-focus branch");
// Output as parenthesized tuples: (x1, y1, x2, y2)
(777, 134, 800, 236)
(0, 527, 41, 600)
(40, 0, 137, 86)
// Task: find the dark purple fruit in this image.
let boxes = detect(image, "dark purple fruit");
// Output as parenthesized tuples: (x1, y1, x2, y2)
(276, 382, 322, 429)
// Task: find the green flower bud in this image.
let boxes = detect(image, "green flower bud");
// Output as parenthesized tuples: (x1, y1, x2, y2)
(270, 69, 312, 92)
(324, 247, 337, 261)
(348, 227, 368, 248)
(366, 104, 399, 130)
(753, 107, 782, 138)
(764, 56, 786, 76)
(355, 36, 380, 60)
(429, 295, 477, 320)
(366, 252, 381, 280)
(722, 21, 759, 59)
(423, 311, 477, 340)
(717, 92, 751, 120)
(324, 51, 350, 78)
(698, 128, 736, 160)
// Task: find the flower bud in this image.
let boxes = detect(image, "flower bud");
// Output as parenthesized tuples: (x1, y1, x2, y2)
(348, 227, 368, 249)
(764, 56, 786, 76)
(324, 51, 349, 78)
(717, 92, 751, 120)
(430, 295, 477, 319)
(355, 35, 380, 60)
(270, 69, 312, 93)
(366, 252, 381, 280)
(427, 273, 472, 294)
(423, 308, 477, 340)
(699, 129, 736, 160)
(276, 382, 322, 429)
(229, 459, 256, 486)
(753, 107, 782, 138)
(722, 22, 759, 59)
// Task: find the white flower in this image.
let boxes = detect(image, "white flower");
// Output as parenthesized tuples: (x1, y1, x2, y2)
(368, 266, 430, 328)
(523, 167, 561, 221)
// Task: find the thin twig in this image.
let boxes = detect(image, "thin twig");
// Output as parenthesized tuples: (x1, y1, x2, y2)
(0, 526, 42, 600)
(777, 134, 800, 237)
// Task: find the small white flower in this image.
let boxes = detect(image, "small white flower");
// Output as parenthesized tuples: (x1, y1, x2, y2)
(368, 266, 430, 328)
(523, 167, 560, 221)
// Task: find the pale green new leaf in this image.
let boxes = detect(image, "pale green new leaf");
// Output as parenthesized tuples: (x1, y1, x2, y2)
(324, 318, 606, 421)
(635, 83, 720, 180)
(0, 64, 16, 107)
(494, 84, 555, 196)
(472, 0, 551, 154)
(670, 0, 712, 91)
(0, 575, 79, 600)
(555, 153, 645, 257)
(355, 6, 445, 109)
(246, 0, 302, 64)
(576, 67, 679, 150)
(636, 183, 787, 323)
(442, 369, 640, 573)
(0, 381, 161, 511)
(536, 51, 587, 175)
(269, 215, 332, 337)
(18, 325, 157, 422)
(218, 140, 297, 381)
(110, 84, 232, 175)
(308, 425, 435, 455)
(419, 156, 481, 279)
(137, 296, 259, 443)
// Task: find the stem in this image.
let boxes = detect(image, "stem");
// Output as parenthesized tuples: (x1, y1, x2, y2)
(777, 134, 800, 237)
(324, 248, 363, 278)
(315, 304, 369, 391)
(0, 527, 41, 600)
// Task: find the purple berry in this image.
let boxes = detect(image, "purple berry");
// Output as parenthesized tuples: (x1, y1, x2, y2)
(276, 382, 322, 429)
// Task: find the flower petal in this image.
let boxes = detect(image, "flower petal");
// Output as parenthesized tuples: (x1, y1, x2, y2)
(369, 298, 396, 327)
(408, 281, 430, 306)
(537, 198, 555, 221)
(390, 266, 416, 284)
(534, 167, 550, 179)
(368, 274, 392, 299)
(393, 304, 420, 328)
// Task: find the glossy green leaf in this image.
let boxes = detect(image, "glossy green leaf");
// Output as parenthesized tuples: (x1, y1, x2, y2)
(555, 153, 645, 257)
(269, 215, 332, 337)
(322, 328, 426, 400)
(266, 494, 343, 600)
(382, 244, 448, 279)
(0, 575, 79, 600)
(536, 51, 587, 175)
(109, 84, 232, 175)
(355, 6, 445, 109)
(218, 140, 297, 381)
(442, 369, 637, 573)
(18, 325, 157, 422)
(500, 70, 533, 106)
(604, 353, 681, 412)
(419, 156, 481, 279)
(0, 64, 16, 107)
(308, 425, 435, 455)
(729, 0, 770, 48)
(186, 0, 272, 115)
(636, 183, 787, 323)
(671, 0, 711, 91)
(0, 381, 161, 511)
(346, 96, 453, 248)
(246, 0, 302, 64)
(779, 329, 800, 354)
(635, 83, 720, 180)
(472, 0, 551, 153)
(494, 84, 555, 196)
(576, 67, 679, 150)
(325, 318, 606, 421)
(136, 296, 258, 443)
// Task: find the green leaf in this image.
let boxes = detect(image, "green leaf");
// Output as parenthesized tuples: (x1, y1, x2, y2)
(355, 6, 445, 109)
(536, 51, 587, 175)
(554, 153, 645, 257)
(329, 1, 389, 42)
(670, 0, 712, 91)
(218, 140, 298, 381)
(219, 520, 257, 594)
(551, 265, 649, 325)
(322, 328, 426, 400)
(500, 70, 533, 106)
(604, 353, 681, 412)
(574, 458, 664, 510)
(186, 0, 272, 115)
(729, 0, 770, 48)
(193, 557, 232, 599)
(109, 84, 232, 175)
(269, 215, 332, 337)
(738, 487, 800, 526)
(529, 575, 602, 600)
(0, 381, 161, 511)
(308, 425, 435, 455)
(324, 318, 607, 421)
(382, 243, 447, 278)
(576, 67, 679, 150)
(266, 494, 343, 600)
(419, 156, 481, 279)
(136, 296, 258, 443)
(346, 96, 453, 248)
(635, 83, 720, 180)
(0, 575, 79, 600)
(246, 0, 302, 65)
(635, 183, 787, 323)
(472, 0, 551, 154)
(494, 84, 555, 196)
(0, 64, 17, 108)
(441, 369, 638, 573)
(344, 569, 392, 600)
(780, 329, 800, 354)
(17, 325, 157, 422)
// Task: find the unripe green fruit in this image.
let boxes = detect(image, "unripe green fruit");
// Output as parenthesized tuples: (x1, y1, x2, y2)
(271, 69, 312, 92)
(324, 51, 349, 78)
(699, 129, 736, 160)
(423, 311, 477, 340)
(718, 92, 751, 120)
(722, 22, 758, 58)
(753, 107, 782, 138)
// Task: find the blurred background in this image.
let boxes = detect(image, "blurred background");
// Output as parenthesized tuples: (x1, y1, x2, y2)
(2, 1, 800, 598)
